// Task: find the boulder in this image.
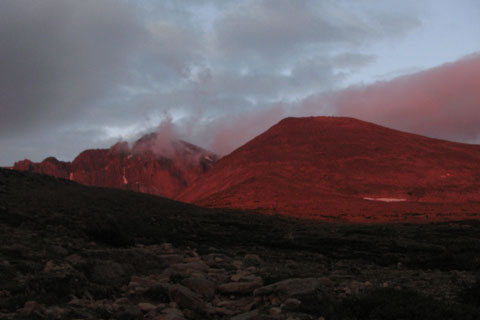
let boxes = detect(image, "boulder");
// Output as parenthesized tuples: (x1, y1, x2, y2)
(181, 277, 216, 299)
(155, 308, 185, 320)
(115, 304, 144, 320)
(253, 277, 330, 300)
(169, 284, 207, 314)
(89, 260, 130, 287)
(281, 298, 302, 311)
(230, 309, 259, 320)
(218, 277, 263, 294)
(138, 302, 157, 313)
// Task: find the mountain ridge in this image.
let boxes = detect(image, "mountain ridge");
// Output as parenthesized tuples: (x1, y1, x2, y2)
(11, 116, 480, 222)
(12, 132, 218, 199)
(177, 116, 480, 222)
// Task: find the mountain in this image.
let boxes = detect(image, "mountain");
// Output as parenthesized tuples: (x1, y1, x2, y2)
(178, 117, 480, 222)
(12, 132, 217, 199)
(3, 166, 480, 319)
(13, 157, 70, 179)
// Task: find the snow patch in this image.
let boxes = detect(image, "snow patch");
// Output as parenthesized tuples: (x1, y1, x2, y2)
(363, 197, 407, 202)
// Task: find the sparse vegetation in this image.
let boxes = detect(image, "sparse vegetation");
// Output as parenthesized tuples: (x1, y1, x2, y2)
(1, 169, 480, 319)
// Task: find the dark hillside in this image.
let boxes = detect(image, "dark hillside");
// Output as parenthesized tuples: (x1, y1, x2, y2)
(1, 168, 480, 319)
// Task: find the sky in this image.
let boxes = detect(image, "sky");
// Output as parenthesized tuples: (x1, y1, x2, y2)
(1, 0, 480, 165)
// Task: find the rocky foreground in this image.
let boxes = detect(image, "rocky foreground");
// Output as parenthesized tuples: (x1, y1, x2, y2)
(1, 238, 480, 320)
(1, 169, 480, 319)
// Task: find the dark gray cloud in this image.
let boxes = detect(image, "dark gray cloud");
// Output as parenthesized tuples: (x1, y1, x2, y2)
(0, 0, 424, 165)
(0, 125, 120, 166)
(0, 0, 145, 139)
(213, 0, 419, 65)
(215, 1, 364, 61)
(332, 53, 377, 70)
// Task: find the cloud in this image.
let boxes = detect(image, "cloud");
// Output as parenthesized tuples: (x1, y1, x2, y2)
(302, 53, 480, 142)
(0, 0, 143, 138)
(214, 0, 419, 65)
(0, 125, 120, 166)
(207, 104, 288, 155)
(0, 0, 425, 165)
(185, 52, 480, 156)
(131, 115, 180, 157)
(138, 20, 206, 85)
(332, 53, 377, 70)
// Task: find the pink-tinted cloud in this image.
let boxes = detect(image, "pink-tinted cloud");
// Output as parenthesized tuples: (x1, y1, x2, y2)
(181, 53, 480, 156)
(208, 105, 288, 155)
(304, 53, 480, 143)
(132, 53, 480, 159)
(131, 115, 180, 157)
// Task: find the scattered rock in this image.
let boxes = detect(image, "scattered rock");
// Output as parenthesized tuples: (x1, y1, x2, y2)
(269, 306, 282, 315)
(18, 301, 45, 317)
(43, 260, 72, 273)
(231, 309, 259, 320)
(0, 290, 10, 297)
(115, 304, 144, 320)
(208, 269, 230, 283)
(244, 254, 261, 267)
(138, 302, 157, 313)
(116, 297, 130, 305)
(281, 298, 302, 311)
(169, 284, 207, 314)
(90, 260, 130, 287)
(160, 254, 185, 265)
(182, 308, 197, 319)
(48, 245, 69, 257)
(45, 306, 65, 319)
(160, 243, 174, 253)
(144, 283, 171, 302)
(171, 261, 209, 274)
(2, 208, 478, 320)
(184, 256, 201, 263)
(231, 273, 258, 282)
(218, 277, 264, 294)
(155, 308, 185, 320)
(181, 277, 216, 299)
(254, 278, 330, 300)
(65, 254, 85, 266)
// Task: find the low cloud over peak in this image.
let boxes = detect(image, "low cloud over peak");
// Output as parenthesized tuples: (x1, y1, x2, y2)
(0, 1, 478, 165)
(197, 53, 480, 156)
(325, 53, 480, 143)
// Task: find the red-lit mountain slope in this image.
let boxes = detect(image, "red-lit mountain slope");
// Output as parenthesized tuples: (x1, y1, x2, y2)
(178, 117, 480, 222)
(13, 133, 217, 199)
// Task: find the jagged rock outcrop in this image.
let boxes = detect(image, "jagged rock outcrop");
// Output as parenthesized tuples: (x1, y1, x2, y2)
(13, 133, 217, 199)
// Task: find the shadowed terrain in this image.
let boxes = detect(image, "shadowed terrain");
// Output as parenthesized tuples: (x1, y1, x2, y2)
(1, 168, 480, 319)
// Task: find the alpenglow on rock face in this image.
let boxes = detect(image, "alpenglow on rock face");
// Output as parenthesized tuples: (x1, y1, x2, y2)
(13, 132, 217, 199)
(178, 116, 480, 222)
(12, 116, 480, 222)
